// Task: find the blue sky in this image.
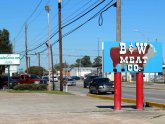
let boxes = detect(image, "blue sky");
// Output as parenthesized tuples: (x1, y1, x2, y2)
(0, 0, 165, 71)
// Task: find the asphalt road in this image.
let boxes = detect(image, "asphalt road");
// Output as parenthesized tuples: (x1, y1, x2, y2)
(61, 81, 165, 104)
(122, 87, 165, 104)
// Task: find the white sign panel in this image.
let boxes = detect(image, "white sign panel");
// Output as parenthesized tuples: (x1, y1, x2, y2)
(0, 54, 20, 65)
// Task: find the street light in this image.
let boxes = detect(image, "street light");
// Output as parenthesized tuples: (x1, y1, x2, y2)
(45, 5, 51, 91)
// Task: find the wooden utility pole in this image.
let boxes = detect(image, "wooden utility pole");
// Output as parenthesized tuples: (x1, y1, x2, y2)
(25, 23, 29, 74)
(51, 45, 55, 90)
(38, 52, 40, 67)
(28, 57, 31, 68)
(98, 38, 100, 57)
(13, 38, 16, 53)
(116, 0, 121, 42)
(58, 0, 63, 91)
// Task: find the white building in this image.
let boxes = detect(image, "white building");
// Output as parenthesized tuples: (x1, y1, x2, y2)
(5, 65, 18, 76)
(70, 67, 97, 77)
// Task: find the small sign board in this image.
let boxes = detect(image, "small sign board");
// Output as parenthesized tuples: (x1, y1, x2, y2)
(0, 54, 20, 65)
(104, 42, 162, 73)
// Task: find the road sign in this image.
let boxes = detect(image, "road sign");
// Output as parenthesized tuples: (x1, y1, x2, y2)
(0, 54, 20, 65)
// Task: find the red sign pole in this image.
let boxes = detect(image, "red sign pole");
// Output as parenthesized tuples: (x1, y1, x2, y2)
(136, 72, 144, 109)
(114, 72, 121, 110)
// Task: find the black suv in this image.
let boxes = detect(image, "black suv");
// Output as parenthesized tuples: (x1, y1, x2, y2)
(83, 76, 98, 88)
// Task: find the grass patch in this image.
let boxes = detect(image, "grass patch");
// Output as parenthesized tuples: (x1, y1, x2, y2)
(144, 82, 165, 84)
(7, 89, 72, 95)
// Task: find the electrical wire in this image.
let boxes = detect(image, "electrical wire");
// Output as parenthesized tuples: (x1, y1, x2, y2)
(26, 0, 43, 25)
(38, 0, 115, 54)
(19, 0, 106, 54)
(14, 0, 43, 41)
(62, 0, 106, 29)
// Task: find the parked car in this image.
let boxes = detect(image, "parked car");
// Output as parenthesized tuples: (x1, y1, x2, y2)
(0, 75, 18, 89)
(89, 78, 114, 94)
(50, 76, 58, 82)
(83, 75, 98, 88)
(63, 77, 76, 86)
(42, 76, 49, 82)
(71, 76, 80, 80)
(13, 74, 47, 84)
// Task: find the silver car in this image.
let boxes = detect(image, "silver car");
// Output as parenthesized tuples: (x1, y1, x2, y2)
(64, 78, 76, 86)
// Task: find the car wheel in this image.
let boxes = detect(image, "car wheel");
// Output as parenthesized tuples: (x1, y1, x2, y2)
(96, 89, 100, 95)
(89, 88, 93, 94)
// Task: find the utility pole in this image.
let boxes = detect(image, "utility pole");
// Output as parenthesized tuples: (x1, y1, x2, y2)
(51, 45, 55, 90)
(98, 38, 100, 57)
(13, 38, 16, 53)
(116, 0, 121, 42)
(45, 5, 51, 91)
(58, 0, 63, 91)
(28, 57, 31, 68)
(25, 23, 29, 74)
(38, 52, 40, 67)
(97, 38, 100, 76)
(65, 60, 67, 76)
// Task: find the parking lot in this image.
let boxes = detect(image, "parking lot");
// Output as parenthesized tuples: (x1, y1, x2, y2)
(0, 91, 165, 124)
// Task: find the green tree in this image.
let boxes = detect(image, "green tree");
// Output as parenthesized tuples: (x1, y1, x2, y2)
(92, 56, 102, 67)
(26, 66, 47, 77)
(71, 56, 92, 68)
(54, 63, 69, 71)
(0, 29, 13, 74)
(81, 55, 92, 67)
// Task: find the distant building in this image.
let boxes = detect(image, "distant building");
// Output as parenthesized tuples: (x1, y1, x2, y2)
(69, 67, 97, 77)
(5, 65, 18, 76)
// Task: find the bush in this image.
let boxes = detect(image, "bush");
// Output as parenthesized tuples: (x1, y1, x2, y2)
(13, 84, 47, 91)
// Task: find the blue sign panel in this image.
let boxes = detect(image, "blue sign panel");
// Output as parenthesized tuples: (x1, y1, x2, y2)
(104, 42, 162, 73)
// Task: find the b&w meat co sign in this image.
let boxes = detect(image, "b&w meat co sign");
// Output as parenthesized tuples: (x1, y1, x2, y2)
(104, 42, 162, 72)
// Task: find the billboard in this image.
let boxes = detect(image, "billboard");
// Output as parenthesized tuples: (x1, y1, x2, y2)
(0, 54, 20, 65)
(104, 42, 162, 73)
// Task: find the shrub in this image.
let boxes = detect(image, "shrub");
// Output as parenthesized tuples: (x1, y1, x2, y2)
(13, 84, 47, 91)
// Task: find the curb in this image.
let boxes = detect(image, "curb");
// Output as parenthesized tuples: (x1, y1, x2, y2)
(87, 94, 165, 109)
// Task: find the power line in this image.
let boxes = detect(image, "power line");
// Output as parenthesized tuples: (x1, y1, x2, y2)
(24, 0, 97, 52)
(62, 0, 94, 24)
(28, 0, 52, 26)
(14, 0, 43, 41)
(38, 0, 115, 53)
(26, 0, 43, 25)
(19, 0, 107, 54)
(62, 0, 106, 29)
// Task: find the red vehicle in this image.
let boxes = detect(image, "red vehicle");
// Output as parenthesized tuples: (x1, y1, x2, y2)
(13, 74, 47, 84)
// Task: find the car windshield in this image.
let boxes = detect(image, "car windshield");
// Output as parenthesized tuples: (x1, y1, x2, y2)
(43, 77, 48, 79)
(89, 76, 98, 79)
(98, 78, 110, 83)
(68, 79, 74, 81)
(31, 75, 40, 79)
